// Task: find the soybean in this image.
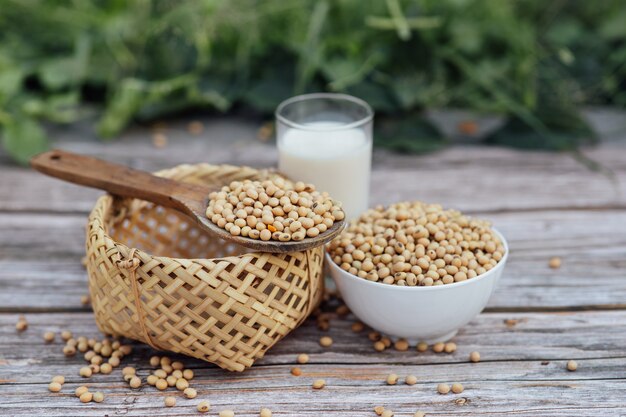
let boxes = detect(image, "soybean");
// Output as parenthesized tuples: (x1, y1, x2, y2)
(129, 376, 142, 389)
(312, 379, 326, 389)
(79, 392, 93, 403)
(437, 383, 450, 394)
(328, 201, 505, 286)
(319, 336, 333, 347)
(75, 386, 89, 397)
(51, 375, 65, 384)
(386, 373, 399, 385)
(197, 401, 211, 413)
(405, 375, 418, 385)
(549, 257, 562, 269)
(206, 179, 343, 243)
(394, 339, 409, 351)
(291, 367, 302, 376)
(184, 387, 197, 399)
(48, 382, 62, 392)
(567, 360, 578, 371)
(15, 316, 28, 332)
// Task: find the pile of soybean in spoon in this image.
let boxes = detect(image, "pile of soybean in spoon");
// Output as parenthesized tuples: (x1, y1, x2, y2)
(327, 201, 505, 286)
(206, 178, 344, 242)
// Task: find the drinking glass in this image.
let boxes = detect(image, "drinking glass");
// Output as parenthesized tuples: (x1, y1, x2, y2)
(275, 93, 373, 220)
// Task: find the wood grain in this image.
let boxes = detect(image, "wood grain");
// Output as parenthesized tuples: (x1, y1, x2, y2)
(2, 209, 625, 311)
(1, 312, 625, 416)
(3, 380, 625, 416)
(2, 111, 626, 416)
(6, 145, 626, 212)
(4, 109, 626, 214)
(3, 311, 626, 370)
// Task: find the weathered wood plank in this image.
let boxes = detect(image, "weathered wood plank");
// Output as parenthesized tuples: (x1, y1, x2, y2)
(2, 111, 626, 214)
(3, 144, 625, 214)
(1, 312, 625, 416)
(3, 379, 625, 416)
(0, 260, 88, 312)
(1, 110, 625, 416)
(2, 311, 626, 370)
(2, 209, 625, 311)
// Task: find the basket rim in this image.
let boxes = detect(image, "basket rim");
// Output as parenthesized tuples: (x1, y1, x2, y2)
(88, 163, 291, 263)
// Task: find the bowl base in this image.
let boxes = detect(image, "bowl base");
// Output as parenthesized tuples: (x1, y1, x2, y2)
(387, 329, 459, 346)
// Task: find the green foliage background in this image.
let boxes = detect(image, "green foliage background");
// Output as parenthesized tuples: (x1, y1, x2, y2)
(1, 0, 625, 163)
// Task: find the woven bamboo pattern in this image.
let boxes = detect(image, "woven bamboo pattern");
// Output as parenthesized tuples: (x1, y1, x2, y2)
(85, 164, 325, 372)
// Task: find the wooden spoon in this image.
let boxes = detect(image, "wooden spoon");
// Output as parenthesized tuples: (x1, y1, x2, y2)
(31, 150, 345, 253)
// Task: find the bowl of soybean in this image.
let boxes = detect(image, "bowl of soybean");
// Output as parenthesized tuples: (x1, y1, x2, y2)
(327, 210, 508, 344)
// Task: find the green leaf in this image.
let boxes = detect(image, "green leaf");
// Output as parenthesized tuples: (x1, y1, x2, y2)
(294, 0, 329, 93)
(41, 92, 80, 123)
(2, 116, 49, 165)
(0, 67, 24, 105)
(245, 68, 294, 113)
(486, 116, 595, 151)
(389, 73, 446, 110)
(545, 18, 582, 46)
(365, 16, 442, 32)
(195, 76, 235, 111)
(486, 87, 596, 151)
(38, 36, 91, 90)
(346, 80, 397, 113)
(599, 8, 626, 40)
(486, 57, 596, 151)
(96, 79, 145, 138)
(9, 92, 80, 124)
(375, 114, 446, 153)
(322, 58, 363, 85)
(448, 20, 482, 54)
(39, 58, 80, 90)
(245, 80, 292, 113)
(322, 53, 382, 91)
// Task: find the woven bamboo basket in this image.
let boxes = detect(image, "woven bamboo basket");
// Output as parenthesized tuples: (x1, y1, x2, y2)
(85, 163, 325, 372)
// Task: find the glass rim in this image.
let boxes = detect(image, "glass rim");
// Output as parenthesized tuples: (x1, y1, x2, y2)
(275, 93, 374, 131)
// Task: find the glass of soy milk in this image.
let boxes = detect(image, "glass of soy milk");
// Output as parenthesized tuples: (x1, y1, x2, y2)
(275, 93, 373, 220)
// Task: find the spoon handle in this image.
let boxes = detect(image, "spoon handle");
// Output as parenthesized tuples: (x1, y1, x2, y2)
(30, 150, 208, 213)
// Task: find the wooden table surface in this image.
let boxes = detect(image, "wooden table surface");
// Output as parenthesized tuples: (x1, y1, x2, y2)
(1, 111, 626, 416)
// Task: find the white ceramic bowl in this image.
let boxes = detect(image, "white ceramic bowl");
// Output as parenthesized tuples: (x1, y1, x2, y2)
(327, 229, 508, 344)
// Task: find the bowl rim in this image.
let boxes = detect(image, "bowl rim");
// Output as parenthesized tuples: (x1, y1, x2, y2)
(325, 228, 509, 292)
(275, 93, 374, 131)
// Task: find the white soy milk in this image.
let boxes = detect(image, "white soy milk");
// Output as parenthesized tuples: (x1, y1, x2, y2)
(278, 121, 371, 220)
